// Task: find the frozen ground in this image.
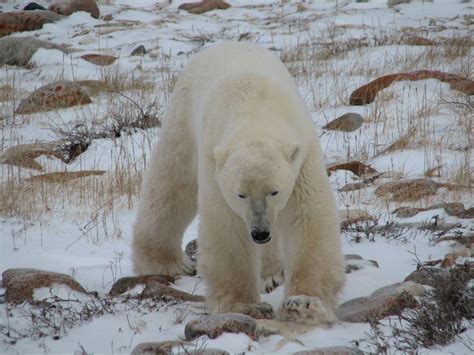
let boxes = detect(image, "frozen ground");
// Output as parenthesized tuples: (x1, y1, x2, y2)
(1, 0, 473, 353)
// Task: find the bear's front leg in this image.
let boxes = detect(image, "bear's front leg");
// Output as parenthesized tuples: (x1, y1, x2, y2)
(276, 186, 345, 325)
(198, 203, 274, 319)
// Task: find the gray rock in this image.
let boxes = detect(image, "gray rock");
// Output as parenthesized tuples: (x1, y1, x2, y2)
(337, 281, 425, 322)
(345, 258, 378, 274)
(131, 45, 147, 56)
(393, 206, 420, 218)
(375, 178, 442, 202)
(185, 239, 198, 262)
(295, 346, 364, 355)
(323, 113, 364, 132)
(185, 313, 257, 341)
(0, 37, 65, 67)
(24, 3, 46, 11)
(131, 341, 182, 355)
(405, 266, 474, 288)
(15, 80, 92, 114)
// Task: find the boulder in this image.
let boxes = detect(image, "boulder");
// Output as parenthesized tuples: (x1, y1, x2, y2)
(131, 45, 147, 56)
(337, 281, 426, 322)
(108, 275, 175, 296)
(184, 313, 257, 341)
(48, 0, 100, 19)
(322, 113, 364, 132)
(0, 10, 63, 37)
(178, 1, 231, 15)
(80, 54, 117, 66)
(15, 80, 92, 114)
(2, 268, 88, 304)
(0, 37, 65, 67)
(375, 178, 442, 202)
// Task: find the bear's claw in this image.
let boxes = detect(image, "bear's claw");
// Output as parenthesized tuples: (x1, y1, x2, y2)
(277, 295, 337, 325)
(261, 270, 284, 294)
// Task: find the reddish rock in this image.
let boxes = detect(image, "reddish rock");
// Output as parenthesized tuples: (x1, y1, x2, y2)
(0, 10, 63, 37)
(184, 313, 257, 341)
(179, 1, 231, 15)
(108, 275, 175, 296)
(327, 161, 377, 177)
(2, 268, 88, 304)
(141, 281, 204, 302)
(48, 0, 100, 19)
(80, 53, 117, 66)
(15, 80, 92, 114)
(350, 70, 474, 105)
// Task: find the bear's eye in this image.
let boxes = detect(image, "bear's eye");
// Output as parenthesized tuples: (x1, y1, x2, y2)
(271, 191, 279, 196)
(238, 193, 247, 199)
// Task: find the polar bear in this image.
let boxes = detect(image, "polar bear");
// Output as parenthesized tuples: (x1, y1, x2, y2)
(132, 42, 345, 325)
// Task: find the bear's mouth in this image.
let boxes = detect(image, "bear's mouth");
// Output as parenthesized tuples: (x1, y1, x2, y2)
(251, 229, 271, 244)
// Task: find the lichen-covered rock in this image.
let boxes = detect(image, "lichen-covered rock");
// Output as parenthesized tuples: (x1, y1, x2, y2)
(0, 10, 63, 37)
(131, 341, 228, 355)
(178, 1, 231, 15)
(375, 178, 442, 202)
(48, 0, 100, 19)
(336, 281, 426, 322)
(15, 80, 92, 114)
(0, 37, 65, 67)
(2, 268, 88, 304)
(108, 275, 175, 296)
(184, 313, 258, 341)
(327, 161, 377, 177)
(323, 113, 364, 132)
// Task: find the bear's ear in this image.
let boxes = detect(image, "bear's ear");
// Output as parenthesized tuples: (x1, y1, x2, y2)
(213, 146, 228, 171)
(283, 143, 301, 164)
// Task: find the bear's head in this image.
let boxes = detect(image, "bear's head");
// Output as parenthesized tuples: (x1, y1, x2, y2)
(214, 140, 303, 244)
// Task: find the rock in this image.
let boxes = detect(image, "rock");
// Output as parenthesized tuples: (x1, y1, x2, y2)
(48, 0, 100, 19)
(428, 202, 465, 216)
(24, 2, 46, 11)
(185, 239, 198, 262)
(295, 346, 363, 355)
(345, 257, 379, 274)
(403, 36, 434, 46)
(0, 142, 67, 171)
(393, 206, 420, 218)
(102, 14, 113, 21)
(387, 0, 411, 7)
(322, 113, 364, 132)
(461, 207, 474, 219)
(80, 54, 117, 66)
(336, 281, 425, 322)
(434, 234, 473, 248)
(339, 209, 375, 228)
(405, 265, 474, 288)
(26, 170, 106, 183)
(178, 1, 231, 15)
(2, 268, 88, 304)
(440, 250, 470, 268)
(131, 341, 183, 355)
(131, 341, 228, 355)
(15, 80, 92, 114)
(108, 275, 175, 296)
(0, 10, 63, 38)
(375, 178, 442, 202)
(184, 313, 257, 341)
(350, 70, 474, 105)
(339, 182, 367, 192)
(141, 281, 204, 302)
(327, 161, 377, 177)
(0, 37, 65, 67)
(131, 45, 147, 56)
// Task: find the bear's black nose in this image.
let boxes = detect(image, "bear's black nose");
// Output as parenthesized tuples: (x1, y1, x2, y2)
(251, 230, 271, 244)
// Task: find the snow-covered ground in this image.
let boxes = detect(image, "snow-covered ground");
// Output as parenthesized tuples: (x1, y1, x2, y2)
(1, 0, 473, 353)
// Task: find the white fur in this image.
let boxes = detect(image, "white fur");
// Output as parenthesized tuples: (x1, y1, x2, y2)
(132, 42, 345, 324)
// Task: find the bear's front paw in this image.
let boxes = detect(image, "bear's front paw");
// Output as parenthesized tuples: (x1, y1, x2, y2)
(228, 302, 274, 319)
(276, 295, 337, 325)
(260, 270, 284, 294)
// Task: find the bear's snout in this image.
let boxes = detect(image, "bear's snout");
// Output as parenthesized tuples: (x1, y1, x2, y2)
(251, 229, 271, 244)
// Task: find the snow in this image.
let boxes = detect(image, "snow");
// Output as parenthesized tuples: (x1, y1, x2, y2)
(1, 0, 473, 354)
